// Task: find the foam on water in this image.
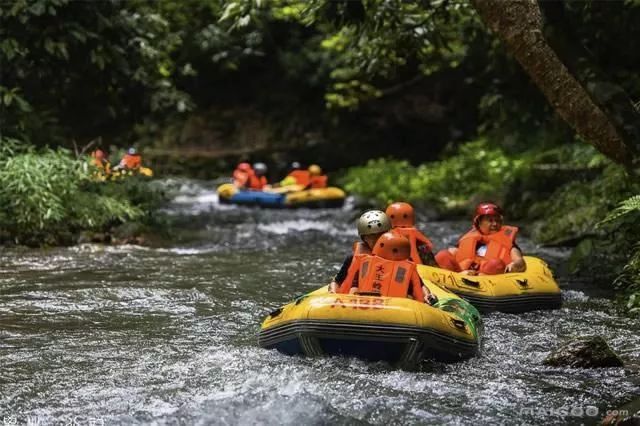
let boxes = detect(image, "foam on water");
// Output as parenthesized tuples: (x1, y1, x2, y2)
(257, 219, 351, 236)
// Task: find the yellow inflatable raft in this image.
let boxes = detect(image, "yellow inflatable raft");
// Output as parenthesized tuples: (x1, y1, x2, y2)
(217, 183, 346, 208)
(417, 256, 561, 313)
(259, 281, 482, 365)
(283, 187, 346, 207)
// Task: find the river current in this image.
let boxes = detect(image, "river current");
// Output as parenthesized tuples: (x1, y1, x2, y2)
(1, 180, 638, 425)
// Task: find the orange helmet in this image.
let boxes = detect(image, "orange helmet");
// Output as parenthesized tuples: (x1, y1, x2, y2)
(473, 202, 503, 227)
(385, 202, 415, 227)
(237, 162, 252, 172)
(372, 232, 411, 261)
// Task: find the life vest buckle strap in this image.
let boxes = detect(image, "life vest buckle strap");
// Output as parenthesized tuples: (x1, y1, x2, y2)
(355, 291, 383, 297)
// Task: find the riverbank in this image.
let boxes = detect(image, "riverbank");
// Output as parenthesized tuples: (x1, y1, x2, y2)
(0, 141, 167, 247)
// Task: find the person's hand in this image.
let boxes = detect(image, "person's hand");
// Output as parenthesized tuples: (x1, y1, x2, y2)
(461, 269, 478, 276)
(328, 282, 338, 293)
(505, 260, 525, 273)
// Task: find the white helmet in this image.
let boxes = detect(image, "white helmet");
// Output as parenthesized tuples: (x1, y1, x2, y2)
(253, 162, 267, 176)
(357, 210, 391, 236)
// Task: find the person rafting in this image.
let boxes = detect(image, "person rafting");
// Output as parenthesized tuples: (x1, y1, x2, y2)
(435, 202, 526, 275)
(250, 162, 269, 190)
(116, 147, 142, 171)
(90, 149, 111, 174)
(307, 164, 328, 189)
(232, 162, 255, 189)
(328, 210, 391, 293)
(280, 161, 311, 187)
(386, 201, 437, 266)
(336, 232, 438, 305)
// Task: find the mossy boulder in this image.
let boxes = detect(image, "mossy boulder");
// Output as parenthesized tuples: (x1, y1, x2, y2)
(543, 336, 624, 368)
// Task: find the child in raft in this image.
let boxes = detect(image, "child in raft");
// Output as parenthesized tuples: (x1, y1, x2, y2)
(435, 202, 526, 275)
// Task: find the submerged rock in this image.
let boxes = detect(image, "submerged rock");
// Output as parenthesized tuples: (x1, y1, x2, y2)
(543, 336, 624, 368)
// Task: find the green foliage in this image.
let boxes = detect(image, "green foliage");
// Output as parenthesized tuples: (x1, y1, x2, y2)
(340, 139, 522, 208)
(603, 195, 640, 315)
(599, 195, 640, 225)
(613, 242, 640, 316)
(295, 0, 481, 110)
(1, 0, 191, 145)
(528, 164, 639, 244)
(0, 139, 164, 245)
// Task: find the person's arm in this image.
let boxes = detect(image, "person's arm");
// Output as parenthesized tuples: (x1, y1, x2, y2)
(417, 244, 437, 266)
(505, 245, 526, 272)
(328, 254, 353, 293)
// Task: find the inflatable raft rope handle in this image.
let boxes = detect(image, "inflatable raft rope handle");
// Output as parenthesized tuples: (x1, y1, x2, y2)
(461, 278, 480, 287)
(294, 294, 308, 305)
(269, 307, 284, 318)
(451, 319, 467, 330)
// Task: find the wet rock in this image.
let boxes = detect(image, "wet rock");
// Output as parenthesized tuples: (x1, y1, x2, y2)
(543, 336, 624, 368)
(77, 231, 111, 244)
(109, 222, 148, 245)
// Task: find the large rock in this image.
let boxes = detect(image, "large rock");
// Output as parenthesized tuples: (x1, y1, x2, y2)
(543, 336, 624, 368)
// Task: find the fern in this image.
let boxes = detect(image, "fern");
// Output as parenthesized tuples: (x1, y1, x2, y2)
(598, 194, 640, 225)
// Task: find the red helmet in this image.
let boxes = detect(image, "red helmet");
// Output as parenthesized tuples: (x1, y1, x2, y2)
(473, 202, 503, 227)
(372, 232, 411, 261)
(237, 162, 252, 172)
(385, 202, 415, 227)
(92, 149, 105, 160)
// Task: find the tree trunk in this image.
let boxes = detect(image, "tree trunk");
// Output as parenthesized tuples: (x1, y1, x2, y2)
(471, 0, 638, 171)
(539, 0, 640, 154)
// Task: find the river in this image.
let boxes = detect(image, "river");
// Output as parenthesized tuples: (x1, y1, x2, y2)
(1, 180, 639, 425)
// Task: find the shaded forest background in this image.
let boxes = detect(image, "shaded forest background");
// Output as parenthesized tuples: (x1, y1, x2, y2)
(1, 0, 639, 313)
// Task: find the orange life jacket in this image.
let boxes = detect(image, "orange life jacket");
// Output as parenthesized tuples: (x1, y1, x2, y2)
(455, 225, 518, 266)
(310, 175, 328, 188)
(247, 174, 267, 190)
(121, 154, 141, 170)
(92, 157, 109, 170)
(352, 241, 371, 256)
(287, 170, 311, 187)
(392, 227, 434, 265)
(232, 169, 251, 188)
(336, 242, 371, 294)
(339, 254, 424, 300)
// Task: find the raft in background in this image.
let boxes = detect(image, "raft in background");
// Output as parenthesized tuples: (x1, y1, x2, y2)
(91, 166, 154, 182)
(417, 256, 562, 313)
(259, 282, 482, 366)
(217, 183, 346, 208)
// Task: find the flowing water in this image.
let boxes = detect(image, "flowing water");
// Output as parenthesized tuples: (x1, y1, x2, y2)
(1, 180, 639, 425)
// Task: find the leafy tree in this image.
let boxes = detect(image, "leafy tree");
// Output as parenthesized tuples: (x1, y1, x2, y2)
(471, 0, 640, 172)
(0, 0, 190, 145)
